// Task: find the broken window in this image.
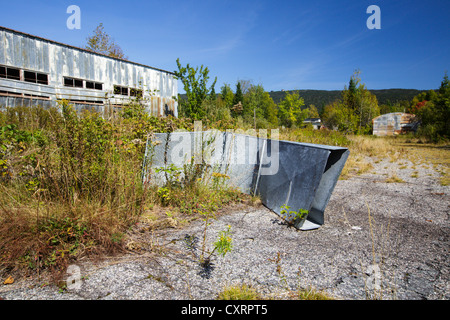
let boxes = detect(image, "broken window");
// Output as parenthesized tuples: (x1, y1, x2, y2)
(114, 85, 129, 96)
(24, 70, 48, 85)
(64, 77, 83, 88)
(0, 90, 21, 96)
(130, 88, 143, 98)
(24, 93, 50, 99)
(74, 78, 83, 88)
(0, 65, 48, 84)
(24, 71, 37, 83)
(37, 73, 48, 85)
(86, 81, 103, 90)
(64, 77, 74, 87)
(69, 99, 102, 105)
(1, 66, 21, 80)
(85, 81, 94, 89)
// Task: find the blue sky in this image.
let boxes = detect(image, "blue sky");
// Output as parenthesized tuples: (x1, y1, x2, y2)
(1, 0, 449, 92)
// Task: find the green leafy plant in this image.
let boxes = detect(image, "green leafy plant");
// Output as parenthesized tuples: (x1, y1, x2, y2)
(280, 205, 309, 226)
(183, 214, 233, 279)
(213, 225, 233, 257)
(174, 58, 217, 119)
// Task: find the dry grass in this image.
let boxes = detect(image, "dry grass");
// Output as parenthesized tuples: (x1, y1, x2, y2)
(295, 286, 334, 300)
(396, 143, 450, 186)
(216, 283, 334, 300)
(385, 172, 405, 183)
(280, 128, 449, 182)
(216, 284, 262, 300)
(341, 135, 449, 181)
(0, 184, 138, 279)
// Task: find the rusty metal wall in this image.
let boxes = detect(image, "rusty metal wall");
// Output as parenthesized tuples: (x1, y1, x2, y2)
(372, 112, 418, 136)
(0, 26, 177, 117)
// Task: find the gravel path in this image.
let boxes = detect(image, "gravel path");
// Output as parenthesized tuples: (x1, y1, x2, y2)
(1, 156, 448, 300)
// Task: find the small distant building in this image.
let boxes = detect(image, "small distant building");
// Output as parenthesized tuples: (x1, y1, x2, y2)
(303, 118, 322, 130)
(0, 26, 178, 117)
(372, 112, 419, 136)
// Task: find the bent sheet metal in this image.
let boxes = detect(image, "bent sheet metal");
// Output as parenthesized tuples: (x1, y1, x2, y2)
(142, 131, 349, 230)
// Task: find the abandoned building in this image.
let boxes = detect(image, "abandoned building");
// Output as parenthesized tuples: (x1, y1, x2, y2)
(0, 26, 178, 116)
(303, 118, 322, 130)
(372, 112, 419, 136)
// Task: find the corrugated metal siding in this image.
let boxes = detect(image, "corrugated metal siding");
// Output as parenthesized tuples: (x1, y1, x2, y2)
(0, 26, 177, 116)
(372, 113, 418, 136)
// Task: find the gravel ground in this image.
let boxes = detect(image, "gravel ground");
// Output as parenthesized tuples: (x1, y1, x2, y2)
(1, 156, 448, 300)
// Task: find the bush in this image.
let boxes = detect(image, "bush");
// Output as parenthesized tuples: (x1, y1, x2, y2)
(0, 102, 243, 279)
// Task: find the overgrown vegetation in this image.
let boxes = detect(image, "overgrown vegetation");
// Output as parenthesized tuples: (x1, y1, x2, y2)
(177, 59, 448, 144)
(0, 101, 243, 280)
(322, 70, 380, 134)
(1, 56, 448, 298)
(407, 73, 450, 142)
(85, 23, 127, 60)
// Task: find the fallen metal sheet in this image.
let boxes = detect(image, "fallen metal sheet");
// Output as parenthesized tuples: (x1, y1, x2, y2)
(142, 131, 349, 230)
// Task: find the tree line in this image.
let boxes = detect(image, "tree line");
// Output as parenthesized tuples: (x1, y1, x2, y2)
(176, 59, 449, 141)
(84, 24, 449, 141)
(175, 58, 320, 130)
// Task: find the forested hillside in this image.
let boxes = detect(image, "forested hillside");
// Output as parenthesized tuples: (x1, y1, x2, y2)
(181, 88, 424, 114)
(267, 89, 424, 110)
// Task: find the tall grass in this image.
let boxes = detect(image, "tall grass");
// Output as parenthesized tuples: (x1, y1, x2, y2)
(1, 103, 447, 281)
(0, 102, 196, 278)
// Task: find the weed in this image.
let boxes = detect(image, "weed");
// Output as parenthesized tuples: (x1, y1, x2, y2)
(0, 103, 197, 279)
(213, 225, 233, 257)
(268, 251, 333, 300)
(385, 173, 405, 183)
(280, 205, 308, 227)
(295, 286, 333, 300)
(217, 284, 261, 300)
(269, 252, 289, 290)
(183, 222, 233, 279)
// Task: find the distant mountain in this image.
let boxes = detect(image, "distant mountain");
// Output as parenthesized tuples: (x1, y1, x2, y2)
(179, 88, 425, 113)
(268, 89, 424, 108)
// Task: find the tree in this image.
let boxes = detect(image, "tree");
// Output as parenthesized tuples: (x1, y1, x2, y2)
(439, 73, 449, 94)
(278, 91, 306, 127)
(243, 84, 278, 128)
(233, 82, 244, 106)
(416, 73, 450, 140)
(174, 58, 217, 119)
(209, 85, 216, 102)
(220, 83, 234, 107)
(323, 71, 379, 133)
(305, 104, 320, 118)
(322, 101, 359, 133)
(231, 81, 244, 117)
(85, 23, 127, 59)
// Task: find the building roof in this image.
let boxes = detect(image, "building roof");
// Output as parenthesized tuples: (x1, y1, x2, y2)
(0, 25, 175, 75)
